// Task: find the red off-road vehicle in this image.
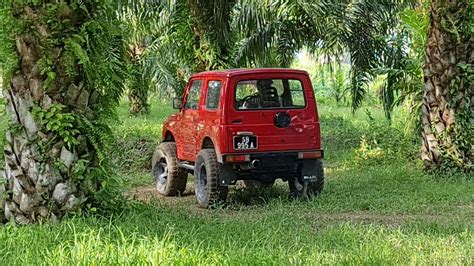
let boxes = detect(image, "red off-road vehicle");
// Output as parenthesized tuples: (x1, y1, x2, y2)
(152, 68, 324, 208)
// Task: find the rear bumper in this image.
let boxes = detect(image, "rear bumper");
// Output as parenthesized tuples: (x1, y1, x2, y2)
(221, 149, 324, 162)
(218, 150, 324, 185)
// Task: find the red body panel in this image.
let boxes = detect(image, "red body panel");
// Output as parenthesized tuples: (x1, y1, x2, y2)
(162, 68, 321, 162)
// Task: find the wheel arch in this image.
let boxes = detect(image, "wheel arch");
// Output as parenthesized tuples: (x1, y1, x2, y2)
(201, 136, 223, 163)
(163, 130, 175, 142)
(201, 137, 215, 149)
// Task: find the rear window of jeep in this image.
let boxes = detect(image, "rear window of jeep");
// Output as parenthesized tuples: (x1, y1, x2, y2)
(235, 79, 305, 110)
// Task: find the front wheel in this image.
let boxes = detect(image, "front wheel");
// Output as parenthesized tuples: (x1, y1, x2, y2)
(289, 159, 324, 198)
(194, 149, 228, 208)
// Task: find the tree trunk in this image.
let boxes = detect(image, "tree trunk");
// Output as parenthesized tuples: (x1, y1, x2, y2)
(421, 0, 473, 171)
(126, 44, 149, 115)
(128, 87, 149, 115)
(1, 4, 99, 224)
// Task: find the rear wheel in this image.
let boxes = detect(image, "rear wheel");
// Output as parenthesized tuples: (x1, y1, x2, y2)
(194, 149, 228, 208)
(152, 142, 187, 196)
(289, 159, 324, 198)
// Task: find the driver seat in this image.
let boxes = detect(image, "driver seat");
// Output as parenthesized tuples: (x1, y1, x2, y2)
(260, 86, 280, 107)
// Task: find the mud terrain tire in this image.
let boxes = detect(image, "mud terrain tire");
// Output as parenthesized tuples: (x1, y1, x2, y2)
(194, 149, 229, 208)
(289, 159, 324, 198)
(152, 142, 187, 196)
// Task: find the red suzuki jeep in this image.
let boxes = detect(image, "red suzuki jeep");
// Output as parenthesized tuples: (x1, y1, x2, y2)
(152, 68, 324, 208)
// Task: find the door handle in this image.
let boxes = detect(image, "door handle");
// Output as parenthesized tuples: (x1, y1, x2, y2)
(231, 119, 242, 124)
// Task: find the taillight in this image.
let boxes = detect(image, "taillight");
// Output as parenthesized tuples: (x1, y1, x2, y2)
(298, 151, 322, 159)
(225, 154, 250, 163)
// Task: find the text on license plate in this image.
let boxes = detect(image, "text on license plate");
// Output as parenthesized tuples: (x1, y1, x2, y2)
(234, 135, 258, 150)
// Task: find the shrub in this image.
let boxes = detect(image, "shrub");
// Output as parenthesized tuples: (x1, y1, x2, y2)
(110, 124, 161, 175)
(354, 110, 418, 166)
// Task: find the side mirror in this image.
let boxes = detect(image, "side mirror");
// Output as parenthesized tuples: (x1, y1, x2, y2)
(172, 97, 183, 109)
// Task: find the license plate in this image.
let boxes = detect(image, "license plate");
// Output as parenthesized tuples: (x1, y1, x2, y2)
(233, 135, 258, 150)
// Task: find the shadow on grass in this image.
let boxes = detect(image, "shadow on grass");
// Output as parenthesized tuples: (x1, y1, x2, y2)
(226, 184, 290, 209)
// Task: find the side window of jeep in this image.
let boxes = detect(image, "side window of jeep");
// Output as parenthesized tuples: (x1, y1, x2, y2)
(205, 80, 222, 110)
(185, 80, 203, 110)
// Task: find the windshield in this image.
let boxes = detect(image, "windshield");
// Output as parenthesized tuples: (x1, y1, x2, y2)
(234, 79, 306, 110)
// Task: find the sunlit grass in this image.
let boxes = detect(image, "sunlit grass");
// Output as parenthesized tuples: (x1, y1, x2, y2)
(0, 204, 472, 265)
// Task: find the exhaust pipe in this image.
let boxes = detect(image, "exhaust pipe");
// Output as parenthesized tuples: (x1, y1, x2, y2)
(251, 159, 261, 168)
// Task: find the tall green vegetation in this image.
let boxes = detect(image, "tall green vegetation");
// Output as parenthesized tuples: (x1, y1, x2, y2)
(420, 0, 473, 171)
(378, 5, 429, 134)
(0, 1, 126, 224)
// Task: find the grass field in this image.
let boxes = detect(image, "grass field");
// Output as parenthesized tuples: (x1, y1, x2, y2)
(0, 98, 473, 264)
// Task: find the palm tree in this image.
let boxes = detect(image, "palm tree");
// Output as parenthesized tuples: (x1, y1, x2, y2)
(118, 0, 237, 113)
(420, 0, 473, 171)
(118, 0, 193, 114)
(120, 1, 151, 115)
(0, 1, 126, 223)
(185, 0, 237, 70)
(234, 0, 412, 108)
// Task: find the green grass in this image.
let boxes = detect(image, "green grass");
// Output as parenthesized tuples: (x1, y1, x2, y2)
(0, 97, 473, 264)
(0, 206, 472, 264)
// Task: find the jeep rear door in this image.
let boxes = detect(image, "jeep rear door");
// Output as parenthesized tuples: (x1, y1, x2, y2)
(223, 73, 321, 154)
